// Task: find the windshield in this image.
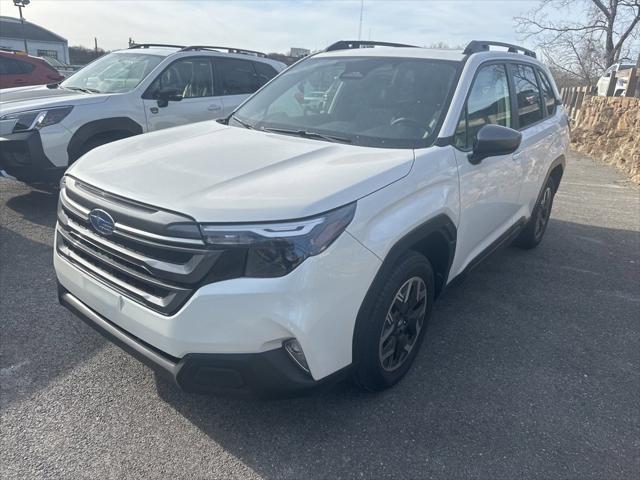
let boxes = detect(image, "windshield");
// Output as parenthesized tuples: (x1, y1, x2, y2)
(230, 56, 460, 148)
(62, 52, 163, 94)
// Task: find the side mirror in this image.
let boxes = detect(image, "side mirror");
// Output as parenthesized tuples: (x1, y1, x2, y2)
(156, 87, 183, 108)
(468, 124, 522, 165)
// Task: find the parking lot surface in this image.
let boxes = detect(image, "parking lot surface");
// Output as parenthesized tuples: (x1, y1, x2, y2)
(1, 151, 639, 480)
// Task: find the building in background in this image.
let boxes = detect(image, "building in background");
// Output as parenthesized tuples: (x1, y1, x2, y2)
(289, 47, 310, 58)
(0, 16, 69, 63)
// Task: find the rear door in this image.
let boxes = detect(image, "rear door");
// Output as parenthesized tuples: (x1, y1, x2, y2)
(450, 62, 524, 273)
(142, 56, 223, 131)
(214, 57, 262, 117)
(514, 65, 566, 216)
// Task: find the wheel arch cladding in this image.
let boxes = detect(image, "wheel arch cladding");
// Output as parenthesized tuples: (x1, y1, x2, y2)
(351, 214, 456, 363)
(67, 117, 143, 162)
(379, 214, 456, 298)
(549, 161, 564, 193)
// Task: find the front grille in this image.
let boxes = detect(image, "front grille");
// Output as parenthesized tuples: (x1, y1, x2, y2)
(56, 176, 224, 315)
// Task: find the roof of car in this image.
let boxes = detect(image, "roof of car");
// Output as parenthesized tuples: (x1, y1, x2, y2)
(314, 40, 540, 64)
(315, 47, 466, 62)
(117, 45, 285, 68)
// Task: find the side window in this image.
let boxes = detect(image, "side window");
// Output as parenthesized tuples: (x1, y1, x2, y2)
(0, 57, 34, 75)
(16, 59, 35, 74)
(146, 58, 214, 99)
(253, 61, 278, 87)
(217, 58, 258, 95)
(537, 69, 556, 117)
(454, 64, 511, 150)
(511, 64, 543, 128)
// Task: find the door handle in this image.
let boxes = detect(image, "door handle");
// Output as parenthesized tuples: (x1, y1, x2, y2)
(208, 104, 222, 111)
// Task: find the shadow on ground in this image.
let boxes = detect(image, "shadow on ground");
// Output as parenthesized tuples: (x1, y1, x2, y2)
(153, 218, 640, 479)
(0, 224, 107, 411)
(4, 188, 59, 228)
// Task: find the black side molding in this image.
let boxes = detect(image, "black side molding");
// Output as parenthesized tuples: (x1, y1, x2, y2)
(67, 117, 143, 162)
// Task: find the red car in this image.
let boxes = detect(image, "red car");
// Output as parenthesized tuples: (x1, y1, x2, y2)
(0, 50, 65, 89)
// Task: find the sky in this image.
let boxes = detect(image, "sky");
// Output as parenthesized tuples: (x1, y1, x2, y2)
(0, 0, 544, 54)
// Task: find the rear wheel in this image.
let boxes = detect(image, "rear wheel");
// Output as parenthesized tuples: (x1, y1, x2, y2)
(513, 177, 557, 249)
(353, 251, 434, 392)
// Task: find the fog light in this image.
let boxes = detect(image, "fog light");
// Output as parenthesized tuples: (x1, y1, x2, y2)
(284, 339, 310, 374)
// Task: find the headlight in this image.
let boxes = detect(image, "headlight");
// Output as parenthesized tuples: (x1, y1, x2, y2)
(199, 202, 356, 277)
(0, 106, 73, 133)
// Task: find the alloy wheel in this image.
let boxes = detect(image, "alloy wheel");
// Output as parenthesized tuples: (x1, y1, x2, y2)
(535, 186, 553, 239)
(378, 276, 428, 372)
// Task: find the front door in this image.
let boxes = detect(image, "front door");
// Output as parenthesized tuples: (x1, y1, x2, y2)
(142, 57, 223, 131)
(450, 63, 524, 276)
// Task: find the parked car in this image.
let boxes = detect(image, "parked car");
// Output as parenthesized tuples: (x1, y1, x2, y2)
(596, 62, 636, 96)
(0, 44, 285, 183)
(40, 55, 81, 79)
(54, 40, 569, 397)
(0, 50, 64, 89)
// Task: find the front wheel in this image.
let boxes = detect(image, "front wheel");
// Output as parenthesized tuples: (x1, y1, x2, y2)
(353, 251, 435, 392)
(513, 177, 557, 249)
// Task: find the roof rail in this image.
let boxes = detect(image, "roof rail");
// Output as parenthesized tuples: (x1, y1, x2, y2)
(128, 43, 185, 50)
(463, 40, 536, 58)
(325, 40, 418, 52)
(179, 46, 267, 58)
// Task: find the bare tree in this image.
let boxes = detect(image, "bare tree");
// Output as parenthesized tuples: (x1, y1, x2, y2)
(516, 0, 640, 85)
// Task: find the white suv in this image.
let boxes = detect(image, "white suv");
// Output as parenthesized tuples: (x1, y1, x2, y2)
(595, 62, 636, 96)
(0, 44, 285, 184)
(54, 40, 569, 397)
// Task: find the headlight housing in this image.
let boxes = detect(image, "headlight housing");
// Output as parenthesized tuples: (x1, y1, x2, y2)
(0, 106, 73, 133)
(199, 202, 356, 278)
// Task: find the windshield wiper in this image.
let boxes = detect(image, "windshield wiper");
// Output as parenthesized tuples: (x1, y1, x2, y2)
(262, 127, 352, 144)
(64, 86, 101, 94)
(229, 114, 255, 130)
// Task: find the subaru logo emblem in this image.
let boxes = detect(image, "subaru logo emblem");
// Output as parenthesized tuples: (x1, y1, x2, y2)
(89, 209, 115, 236)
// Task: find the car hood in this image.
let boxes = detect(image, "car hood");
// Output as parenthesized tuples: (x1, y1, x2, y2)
(67, 121, 415, 222)
(0, 85, 109, 114)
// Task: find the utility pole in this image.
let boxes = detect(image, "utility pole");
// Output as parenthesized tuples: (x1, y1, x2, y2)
(358, 0, 364, 40)
(13, 0, 30, 54)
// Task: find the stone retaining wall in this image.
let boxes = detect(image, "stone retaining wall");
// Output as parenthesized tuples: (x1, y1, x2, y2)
(570, 96, 640, 183)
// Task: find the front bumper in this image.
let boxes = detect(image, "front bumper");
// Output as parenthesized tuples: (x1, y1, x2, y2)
(58, 284, 346, 397)
(0, 130, 63, 182)
(54, 229, 382, 392)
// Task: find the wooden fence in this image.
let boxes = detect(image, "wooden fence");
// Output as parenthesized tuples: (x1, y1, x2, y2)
(560, 63, 640, 121)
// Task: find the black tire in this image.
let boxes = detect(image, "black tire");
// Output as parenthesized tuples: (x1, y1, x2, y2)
(353, 251, 435, 392)
(513, 176, 557, 249)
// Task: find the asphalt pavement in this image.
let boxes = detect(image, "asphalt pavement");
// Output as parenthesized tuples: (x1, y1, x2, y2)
(1, 151, 639, 479)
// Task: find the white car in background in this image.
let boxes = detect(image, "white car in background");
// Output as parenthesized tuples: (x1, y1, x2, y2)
(0, 44, 285, 183)
(596, 62, 635, 96)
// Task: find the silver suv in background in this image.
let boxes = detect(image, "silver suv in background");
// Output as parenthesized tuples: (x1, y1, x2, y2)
(0, 44, 285, 183)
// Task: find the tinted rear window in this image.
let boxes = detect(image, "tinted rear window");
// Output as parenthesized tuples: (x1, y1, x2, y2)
(217, 58, 259, 95)
(0, 57, 35, 75)
(511, 63, 543, 128)
(253, 61, 278, 87)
